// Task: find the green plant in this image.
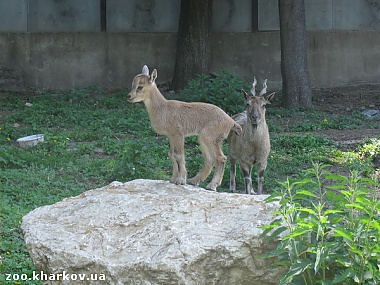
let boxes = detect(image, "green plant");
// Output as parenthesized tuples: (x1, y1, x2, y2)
(272, 134, 337, 156)
(261, 163, 380, 285)
(331, 138, 380, 177)
(178, 69, 250, 115)
(0, 125, 16, 142)
(269, 108, 379, 133)
(356, 138, 380, 160)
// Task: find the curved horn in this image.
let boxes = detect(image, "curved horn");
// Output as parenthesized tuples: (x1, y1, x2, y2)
(250, 77, 257, 96)
(259, 79, 267, 96)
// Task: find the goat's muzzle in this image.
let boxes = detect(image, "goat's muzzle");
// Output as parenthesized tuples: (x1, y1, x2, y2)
(127, 93, 135, 102)
(251, 115, 259, 125)
(250, 108, 260, 124)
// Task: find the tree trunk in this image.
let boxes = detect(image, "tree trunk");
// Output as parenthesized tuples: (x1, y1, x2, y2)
(171, 0, 213, 91)
(278, 0, 312, 109)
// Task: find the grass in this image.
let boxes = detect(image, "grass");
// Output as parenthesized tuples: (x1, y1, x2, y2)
(0, 86, 379, 284)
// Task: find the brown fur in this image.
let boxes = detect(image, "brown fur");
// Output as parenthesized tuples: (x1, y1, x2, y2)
(128, 65, 242, 191)
(228, 78, 274, 194)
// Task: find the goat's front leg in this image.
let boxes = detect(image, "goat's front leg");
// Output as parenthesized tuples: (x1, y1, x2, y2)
(240, 162, 254, 195)
(229, 157, 237, 193)
(168, 137, 187, 185)
(257, 161, 267, 195)
(168, 149, 179, 184)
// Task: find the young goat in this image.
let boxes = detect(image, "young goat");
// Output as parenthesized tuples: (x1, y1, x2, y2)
(228, 78, 275, 195)
(128, 65, 242, 191)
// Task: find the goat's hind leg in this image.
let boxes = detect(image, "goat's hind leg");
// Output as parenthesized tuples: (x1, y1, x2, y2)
(168, 137, 187, 185)
(206, 138, 227, 191)
(187, 136, 213, 187)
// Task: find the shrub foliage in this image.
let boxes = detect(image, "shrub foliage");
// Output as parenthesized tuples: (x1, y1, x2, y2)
(261, 163, 380, 285)
(178, 69, 251, 115)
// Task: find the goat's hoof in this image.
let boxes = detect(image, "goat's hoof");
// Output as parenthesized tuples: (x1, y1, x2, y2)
(170, 176, 186, 185)
(187, 178, 200, 186)
(174, 178, 187, 185)
(206, 184, 217, 191)
(206, 188, 217, 192)
(169, 176, 177, 184)
(169, 177, 186, 185)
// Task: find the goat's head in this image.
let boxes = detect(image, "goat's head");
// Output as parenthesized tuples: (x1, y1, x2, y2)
(128, 65, 157, 103)
(242, 78, 275, 125)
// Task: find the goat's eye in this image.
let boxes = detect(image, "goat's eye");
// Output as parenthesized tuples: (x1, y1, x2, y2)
(137, 86, 143, 91)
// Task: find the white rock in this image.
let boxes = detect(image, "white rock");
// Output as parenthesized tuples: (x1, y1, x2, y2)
(21, 179, 282, 285)
(362, 109, 380, 119)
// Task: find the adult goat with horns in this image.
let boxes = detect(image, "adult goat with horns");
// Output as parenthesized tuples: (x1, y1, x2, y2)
(228, 78, 275, 195)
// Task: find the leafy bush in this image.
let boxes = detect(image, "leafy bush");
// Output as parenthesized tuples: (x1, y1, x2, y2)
(261, 163, 380, 285)
(332, 138, 380, 177)
(178, 69, 250, 115)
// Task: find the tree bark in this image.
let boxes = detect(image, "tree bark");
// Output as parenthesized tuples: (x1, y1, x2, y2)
(278, 0, 312, 109)
(171, 0, 213, 91)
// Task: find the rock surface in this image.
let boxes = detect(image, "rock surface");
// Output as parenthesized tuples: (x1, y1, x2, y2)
(362, 109, 380, 120)
(21, 179, 282, 285)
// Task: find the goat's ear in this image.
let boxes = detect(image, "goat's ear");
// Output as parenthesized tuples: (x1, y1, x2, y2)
(264, 92, 275, 104)
(241, 89, 249, 101)
(142, 65, 149, 75)
(150, 69, 157, 83)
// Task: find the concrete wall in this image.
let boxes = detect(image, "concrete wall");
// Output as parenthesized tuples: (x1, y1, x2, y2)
(0, 33, 177, 89)
(1, 0, 380, 32)
(259, 0, 380, 30)
(107, 0, 180, 32)
(0, 0, 379, 90)
(1, 31, 379, 90)
(0, 0, 253, 33)
(213, 0, 252, 32)
(28, 0, 100, 32)
(0, 0, 28, 32)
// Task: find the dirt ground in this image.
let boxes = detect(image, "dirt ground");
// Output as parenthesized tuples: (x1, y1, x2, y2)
(260, 84, 380, 183)
(311, 84, 380, 145)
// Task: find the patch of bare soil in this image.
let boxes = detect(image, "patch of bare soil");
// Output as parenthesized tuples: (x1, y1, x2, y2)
(312, 84, 380, 144)
(314, 129, 380, 147)
(308, 84, 380, 144)
(314, 84, 379, 114)
(275, 85, 380, 147)
(311, 85, 380, 179)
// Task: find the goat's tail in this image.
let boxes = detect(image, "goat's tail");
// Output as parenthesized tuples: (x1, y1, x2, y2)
(232, 122, 242, 135)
